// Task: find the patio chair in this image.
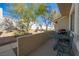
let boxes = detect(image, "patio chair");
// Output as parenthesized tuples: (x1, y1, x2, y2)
(53, 29, 74, 56)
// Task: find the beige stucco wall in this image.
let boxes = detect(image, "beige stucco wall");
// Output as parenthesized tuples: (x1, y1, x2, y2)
(54, 16, 69, 31)
(69, 3, 79, 35)
(71, 3, 79, 56)
(17, 31, 54, 56)
(69, 3, 79, 56)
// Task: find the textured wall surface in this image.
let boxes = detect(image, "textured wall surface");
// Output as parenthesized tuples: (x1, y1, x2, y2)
(17, 31, 54, 56)
(54, 16, 69, 31)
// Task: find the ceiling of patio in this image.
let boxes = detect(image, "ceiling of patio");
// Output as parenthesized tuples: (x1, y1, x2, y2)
(57, 3, 72, 16)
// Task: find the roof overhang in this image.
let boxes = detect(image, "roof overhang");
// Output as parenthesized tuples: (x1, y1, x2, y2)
(57, 3, 72, 16)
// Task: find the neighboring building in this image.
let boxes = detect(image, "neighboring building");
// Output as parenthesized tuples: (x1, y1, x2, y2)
(0, 8, 3, 19)
(31, 23, 54, 31)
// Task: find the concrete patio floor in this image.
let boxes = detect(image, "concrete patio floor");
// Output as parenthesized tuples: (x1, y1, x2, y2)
(0, 42, 17, 56)
(29, 39, 57, 56)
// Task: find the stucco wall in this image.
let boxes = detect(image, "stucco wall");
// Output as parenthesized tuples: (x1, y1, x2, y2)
(71, 3, 79, 56)
(69, 4, 79, 56)
(17, 31, 54, 56)
(54, 16, 69, 31)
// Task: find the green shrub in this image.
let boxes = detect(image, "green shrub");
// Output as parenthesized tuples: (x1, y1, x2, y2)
(14, 31, 28, 37)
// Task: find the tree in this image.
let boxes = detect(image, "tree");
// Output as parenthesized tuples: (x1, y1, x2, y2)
(8, 4, 37, 32)
(7, 3, 58, 32)
(0, 17, 15, 31)
(36, 4, 52, 31)
(36, 4, 58, 31)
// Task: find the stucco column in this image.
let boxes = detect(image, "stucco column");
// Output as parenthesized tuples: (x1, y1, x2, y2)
(74, 3, 79, 35)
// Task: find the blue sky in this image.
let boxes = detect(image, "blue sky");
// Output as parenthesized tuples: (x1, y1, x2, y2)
(47, 3, 59, 12)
